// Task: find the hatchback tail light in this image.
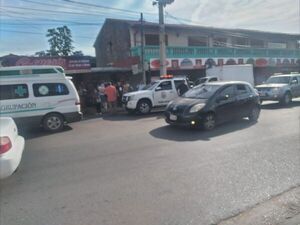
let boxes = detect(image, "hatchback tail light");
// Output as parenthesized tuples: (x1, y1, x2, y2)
(75, 101, 81, 105)
(0, 137, 12, 154)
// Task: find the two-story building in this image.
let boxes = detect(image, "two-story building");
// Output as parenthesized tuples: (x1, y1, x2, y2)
(94, 18, 300, 84)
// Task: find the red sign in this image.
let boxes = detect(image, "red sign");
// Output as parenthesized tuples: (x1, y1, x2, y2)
(0, 55, 91, 71)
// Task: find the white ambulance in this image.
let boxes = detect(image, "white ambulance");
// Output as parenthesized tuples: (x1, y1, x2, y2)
(0, 66, 82, 132)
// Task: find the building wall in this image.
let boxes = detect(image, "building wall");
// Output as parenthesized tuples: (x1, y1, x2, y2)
(94, 20, 131, 67)
(131, 26, 299, 49)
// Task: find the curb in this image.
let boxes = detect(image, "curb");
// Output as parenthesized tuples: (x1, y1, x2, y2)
(218, 186, 300, 225)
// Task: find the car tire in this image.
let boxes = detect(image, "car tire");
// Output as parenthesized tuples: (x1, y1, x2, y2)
(202, 113, 216, 131)
(43, 113, 64, 132)
(137, 100, 151, 114)
(248, 106, 260, 122)
(280, 92, 292, 105)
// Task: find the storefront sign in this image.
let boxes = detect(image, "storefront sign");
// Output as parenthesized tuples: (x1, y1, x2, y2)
(150, 57, 300, 69)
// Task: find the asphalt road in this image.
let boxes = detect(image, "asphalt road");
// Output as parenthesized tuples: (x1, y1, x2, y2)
(1, 101, 300, 225)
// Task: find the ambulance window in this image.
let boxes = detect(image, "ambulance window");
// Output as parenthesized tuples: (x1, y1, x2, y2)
(0, 84, 29, 100)
(32, 69, 57, 74)
(33, 83, 69, 97)
(56, 68, 64, 73)
(0, 70, 20, 76)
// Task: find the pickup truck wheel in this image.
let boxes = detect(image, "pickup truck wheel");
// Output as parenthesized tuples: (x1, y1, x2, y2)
(43, 113, 64, 132)
(137, 100, 151, 114)
(280, 92, 292, 105)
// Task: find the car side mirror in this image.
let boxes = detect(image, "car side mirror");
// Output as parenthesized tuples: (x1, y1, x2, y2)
(155, 86, 162, 91)
(216, 94, 229, 103)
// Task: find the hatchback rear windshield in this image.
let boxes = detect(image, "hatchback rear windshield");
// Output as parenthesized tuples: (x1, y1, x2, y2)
(183, 84, 222, 99)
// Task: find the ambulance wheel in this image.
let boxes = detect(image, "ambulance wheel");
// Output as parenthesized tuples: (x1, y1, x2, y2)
(43, 113, 64, 132)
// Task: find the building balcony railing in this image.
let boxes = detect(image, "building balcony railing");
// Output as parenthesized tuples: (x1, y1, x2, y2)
(131, 45, 300, 60)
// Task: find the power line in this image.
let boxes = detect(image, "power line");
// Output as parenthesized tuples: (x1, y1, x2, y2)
(1, 4, 143, 20)
(1, 22, 102, 26)
(0, 29, 95, 40)
(59, 0, 156, 15)
(1, 5, 107, 17)
(1, 9, 104, 25)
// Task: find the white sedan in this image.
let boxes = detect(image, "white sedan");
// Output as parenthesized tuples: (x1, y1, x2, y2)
(0, 117, 25, 179)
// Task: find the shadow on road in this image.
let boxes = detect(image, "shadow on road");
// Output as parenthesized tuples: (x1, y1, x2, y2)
(101, 111, 164, 121)
(149, 119, 255, 142)
(19, 126, 73, 140)
(261, 100, 300, 110)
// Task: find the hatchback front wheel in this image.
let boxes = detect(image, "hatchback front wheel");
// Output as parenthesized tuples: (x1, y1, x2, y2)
(202, 113, 216, 131)
(248, 106, 260, 122)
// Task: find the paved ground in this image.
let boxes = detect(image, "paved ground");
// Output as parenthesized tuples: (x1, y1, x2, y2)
(1, 101, 300, 225)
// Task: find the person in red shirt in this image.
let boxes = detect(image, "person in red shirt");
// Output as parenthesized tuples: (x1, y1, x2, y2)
(104, 82, 117, 113)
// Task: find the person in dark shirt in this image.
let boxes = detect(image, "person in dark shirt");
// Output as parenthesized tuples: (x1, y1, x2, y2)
(177, 82, 189, 96)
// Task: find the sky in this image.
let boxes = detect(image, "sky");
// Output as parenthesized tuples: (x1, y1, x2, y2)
(0, 0, 299, 56)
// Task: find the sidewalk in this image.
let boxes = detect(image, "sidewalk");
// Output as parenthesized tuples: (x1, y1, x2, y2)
(218, 185, 300, 225)
(283, 214, 300, 225)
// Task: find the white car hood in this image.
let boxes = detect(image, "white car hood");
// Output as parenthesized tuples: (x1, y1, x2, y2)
(256, 83, 288, 88)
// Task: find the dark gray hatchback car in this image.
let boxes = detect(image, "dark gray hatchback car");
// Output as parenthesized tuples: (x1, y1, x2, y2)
(164, 81, 261, 130)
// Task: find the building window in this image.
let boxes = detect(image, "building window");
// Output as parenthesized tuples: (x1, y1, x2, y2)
(267, 42, 287, 49)
(250, 39, 265, 48)
(233, 37, 249, 47)
(33, 83, 69, 97)
(213, 37, 227, 47)
(145, 34, 168, 46)
(188, 36, 208, 47)
(0, 84, 29, 100)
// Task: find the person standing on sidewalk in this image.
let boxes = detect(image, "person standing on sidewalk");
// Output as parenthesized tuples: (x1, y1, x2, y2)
(104, 82, 117, 113)
(94, 88, 102, 116)
(116, 81, 124, 107)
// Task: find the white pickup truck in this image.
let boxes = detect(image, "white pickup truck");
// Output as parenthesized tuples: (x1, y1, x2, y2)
(122, 77, 189, 114)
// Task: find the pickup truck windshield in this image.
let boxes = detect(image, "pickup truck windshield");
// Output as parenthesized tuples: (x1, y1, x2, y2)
(266, 76, 290, 84)
(142, 81, 160, 90)
(183, 84, 221, 99)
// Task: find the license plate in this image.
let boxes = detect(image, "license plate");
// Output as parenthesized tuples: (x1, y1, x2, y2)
(259, 92, 266, 97)
(170, 114, 177, 121)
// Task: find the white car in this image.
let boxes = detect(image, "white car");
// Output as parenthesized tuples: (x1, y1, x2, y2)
(0, 117, 25, 179)
(122, 76, 189, 114)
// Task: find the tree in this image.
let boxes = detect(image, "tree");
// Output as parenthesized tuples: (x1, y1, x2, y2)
(46, 26, 74, 56)
(35, 50, 50, 57)
(72, 51, 84, 56)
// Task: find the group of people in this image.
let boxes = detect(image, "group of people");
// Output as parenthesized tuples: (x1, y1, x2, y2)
(78, 81, 134, 116)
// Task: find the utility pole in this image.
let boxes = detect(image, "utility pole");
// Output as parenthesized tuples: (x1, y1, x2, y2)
(140, 13, 146, 84)
(153, 0, 174, 76)
(158, 2, 166, 76)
